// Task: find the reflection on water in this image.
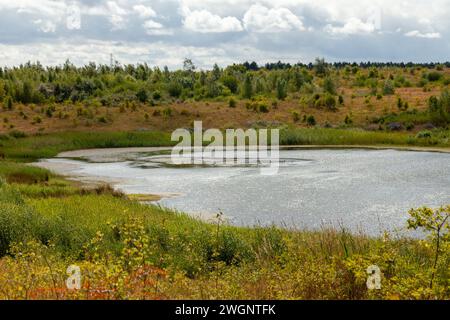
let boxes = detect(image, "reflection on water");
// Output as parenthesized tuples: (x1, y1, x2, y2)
(38, 148, 450, 236)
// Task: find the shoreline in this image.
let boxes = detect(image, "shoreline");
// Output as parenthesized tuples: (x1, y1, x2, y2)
(53, 144, 450, 160)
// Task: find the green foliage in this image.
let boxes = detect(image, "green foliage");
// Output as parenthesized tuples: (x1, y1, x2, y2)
(3, 96, 13, 110)
(228, 97, 236, 108)
(167, 81, 182, 98)
(407, 206, 450, 289)
(276, 78, 287, 100)
(0, 180, 447, 299)
(136, 88, 148, 103)
(306, 115, 316, 126)
(314, 58, 328, 77)
(242, 74, 253, 99)
(428, 90, 450, 126)
(323, 77, 336, 95)
(383, 80, 395, 95)
(221, 75, 238, 94)
(427, 71, 442, 82)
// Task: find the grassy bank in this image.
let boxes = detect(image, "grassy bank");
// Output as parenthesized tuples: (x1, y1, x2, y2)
(1, 127, 449, 161)
(0, 181, 448, 300)
(0, 131, 174, 161)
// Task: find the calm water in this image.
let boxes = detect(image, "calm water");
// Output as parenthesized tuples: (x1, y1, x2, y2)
(39, 148, 450, 235)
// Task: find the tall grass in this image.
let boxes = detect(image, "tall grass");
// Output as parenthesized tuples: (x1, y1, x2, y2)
(0, 131, 174, 161)
(0, 181, 447, 299)
(280, 127, 450, 147)
(1, 128, 449, 162)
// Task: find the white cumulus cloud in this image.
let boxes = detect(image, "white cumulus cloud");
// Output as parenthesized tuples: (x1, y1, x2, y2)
(404, 30, 441, 39)
(133, 4, 156, 18)
(325, 18, 376, 35)
(243, 4, 305, 33)
(33, 19, 56, 33)
(182, 7, 243, 33)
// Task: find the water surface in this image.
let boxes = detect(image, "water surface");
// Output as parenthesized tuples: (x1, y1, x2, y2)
(37, 148, 450, 236)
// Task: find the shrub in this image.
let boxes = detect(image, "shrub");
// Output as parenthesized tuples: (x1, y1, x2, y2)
(306, 115, 316, 126)
(416, 130, 432, 139)
(162, 107, 173, 117)
(8, 130, 27, 138)
(382, 80, 395, 95)
(276, 79, 287, 100)
(167, 81, 182, 98)
(152, 90, 161, 100)
(136, 88, 148, 102)
(258, 103, 269, 113)
(3, 96, 13, 110)
(427, 71, 442, 82)
(97, 116, 107, 123)
(228, 98, 236, 108)
(324, 94, 337, 110)
(323, 77, 336, 95)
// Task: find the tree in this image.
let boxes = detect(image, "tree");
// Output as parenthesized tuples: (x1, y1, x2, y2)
(211, 63, 221, 81)
(293, 69, 305, 90)
(167, 81, 182, 98)
(382, 80, 395, 95)
(276, 78, 287, 100)
(136, 88, 148, 103)
(21, 81, 33, 104)
(3, 96, 13, 110)
(407, 205, 450, 289)
(221, 75, 238, 94)
(242, 74, 253, 99)
(183, 58, 196, 74)
(314, 58, 328, 77)
(323, 77, 336, 95)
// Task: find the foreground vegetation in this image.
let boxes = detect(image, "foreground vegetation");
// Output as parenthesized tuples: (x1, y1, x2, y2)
(0, 177, 448, 300)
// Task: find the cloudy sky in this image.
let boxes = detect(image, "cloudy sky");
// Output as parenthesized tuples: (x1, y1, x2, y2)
(0, 0, 449, 69)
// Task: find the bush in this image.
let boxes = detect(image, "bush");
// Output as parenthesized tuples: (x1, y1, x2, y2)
(416, 130, 432, 139)
(323, 77, 336, 95)
(382, 80, 395, 95)
(152, 90, 161, 100)
(228, 98, 236, 108)
(136, 88, 148, 102)
(258, 103, 269, 113)
(427, 71, 442, 82)
(324, 94, 337, 110)
(3, 96, 13, 110)
(276, 79, 287, 100)
(306, 115, 316, 126)
(8, 130, 27, 138)
(162, 107, 173, 117)
(167, 81, 182, 98)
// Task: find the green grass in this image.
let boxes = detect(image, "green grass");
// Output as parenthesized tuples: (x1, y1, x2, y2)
(0, 162, 51, 184)
(1, 128, 449, 163)
(0, 131, 174, 161)
(280, 127, 450, 147)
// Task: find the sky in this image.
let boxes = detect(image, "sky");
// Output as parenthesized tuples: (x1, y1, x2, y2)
(0, 0, 449, 69)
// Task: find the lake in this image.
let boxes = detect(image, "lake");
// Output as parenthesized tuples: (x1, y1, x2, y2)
(36, 147, 450, 236)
